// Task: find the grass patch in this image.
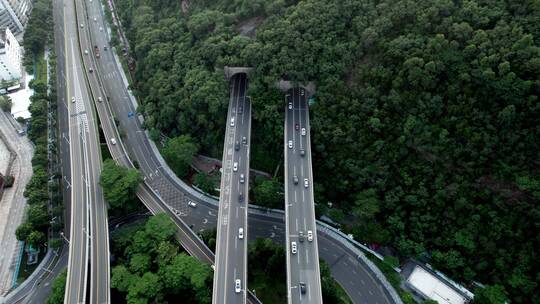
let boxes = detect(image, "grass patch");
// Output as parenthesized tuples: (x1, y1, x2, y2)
(35, 50, 47, 83)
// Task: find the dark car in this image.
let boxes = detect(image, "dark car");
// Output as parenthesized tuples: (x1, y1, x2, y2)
(235, 141, 240, 151)
(300, 149, 305, 157)
(299, 282, 306, 294)
(295, 123, 300, 130)
(239, 193, 244, 203)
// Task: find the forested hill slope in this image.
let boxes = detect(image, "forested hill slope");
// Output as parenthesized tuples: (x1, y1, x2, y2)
(114, 0, 540, 302)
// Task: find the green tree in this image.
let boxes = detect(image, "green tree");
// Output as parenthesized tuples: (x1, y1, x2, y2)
(100, 159, 143, 212)
(111, 265, 135, 293)
(15, 222, 33, 241)
(252, 176, 283, 209)
(27, 203, 49, 229)
(0, 96, 12, 111)
(193, 172, 215, 194)
(26, 230, 46, 247)
(352, 188, 380, 219)
(473, 285, 508, 304)
(161, 136, 198, 178)
(47, 270, 67, 304)
(126, 272, 163, 303)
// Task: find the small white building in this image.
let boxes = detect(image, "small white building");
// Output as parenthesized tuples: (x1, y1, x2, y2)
(402, 260, 474, 304)
(0, 27, 21, 85)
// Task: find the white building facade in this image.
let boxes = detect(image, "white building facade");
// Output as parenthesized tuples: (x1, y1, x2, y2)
(0, 27, 21, 84)
(0, 0, 31, 36)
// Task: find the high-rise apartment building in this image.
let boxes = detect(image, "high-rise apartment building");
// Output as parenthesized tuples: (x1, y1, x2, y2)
(0, 27, 21, 82)
(0, 0, 32, 36)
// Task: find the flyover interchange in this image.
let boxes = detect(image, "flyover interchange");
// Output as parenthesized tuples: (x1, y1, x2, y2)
(55, 0, 401, 302)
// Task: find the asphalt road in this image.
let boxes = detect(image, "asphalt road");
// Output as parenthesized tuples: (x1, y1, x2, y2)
(76, 2, 398, 303)
(0, 111, 34, 295)
(62, 0, 108, 302)
(73, 0, 112, 301)
(284, 88, 322, 303)
(213, 74, 250, 304)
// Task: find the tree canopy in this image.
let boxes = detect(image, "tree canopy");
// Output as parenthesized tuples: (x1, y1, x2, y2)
(47, 270, 67, 304)
(100, 159, 143, 212)
(116, 0, 540, 301)
(110, 214, 213, 303)
(161, 135, 199, 178)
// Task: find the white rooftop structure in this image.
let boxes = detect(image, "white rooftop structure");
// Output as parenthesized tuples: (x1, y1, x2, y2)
(407, 266, 468, 304)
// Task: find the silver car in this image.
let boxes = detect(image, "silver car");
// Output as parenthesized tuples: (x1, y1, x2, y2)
(291, 241, 297, 254)
(238, 228, 244, 239)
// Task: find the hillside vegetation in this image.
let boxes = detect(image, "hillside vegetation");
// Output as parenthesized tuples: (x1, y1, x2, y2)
(114, 0, 540, 302)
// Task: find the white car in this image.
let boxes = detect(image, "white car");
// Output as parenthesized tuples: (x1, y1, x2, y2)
(233, 162, 238, 172)
(291, 241, 297, 254)
(304, 178, 309, 188)
(80, 23, 84, 28)
(187, 200, 197, 208)
(99, 26, 103, 31)
(238, 228, 244, 239)
(235, 279, 241, 293)
(239, 174, 245, 184)
(307, 230, 313, 242)
(301, 128, 306, 136)
(97, 96, 103, 102)
(110, 138, 117, 145)
(71, 96, 76, 103)
(94, 17, 97, 22)
(230, 117, 235, 127)
(84, 49, 89, 55)
(288, 140, 293, 149)
(288, 102, 293, 110)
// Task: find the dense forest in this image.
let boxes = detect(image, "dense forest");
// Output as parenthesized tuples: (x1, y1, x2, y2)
(113, 0, 540, 302)
(109, 215, 213, 303)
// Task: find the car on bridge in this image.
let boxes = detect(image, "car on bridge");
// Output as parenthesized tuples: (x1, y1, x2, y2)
(235, 279, 241, 293)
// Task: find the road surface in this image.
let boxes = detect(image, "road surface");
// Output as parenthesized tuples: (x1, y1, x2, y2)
(284, 88, 322, 303)
(213, 74, 251, 304)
